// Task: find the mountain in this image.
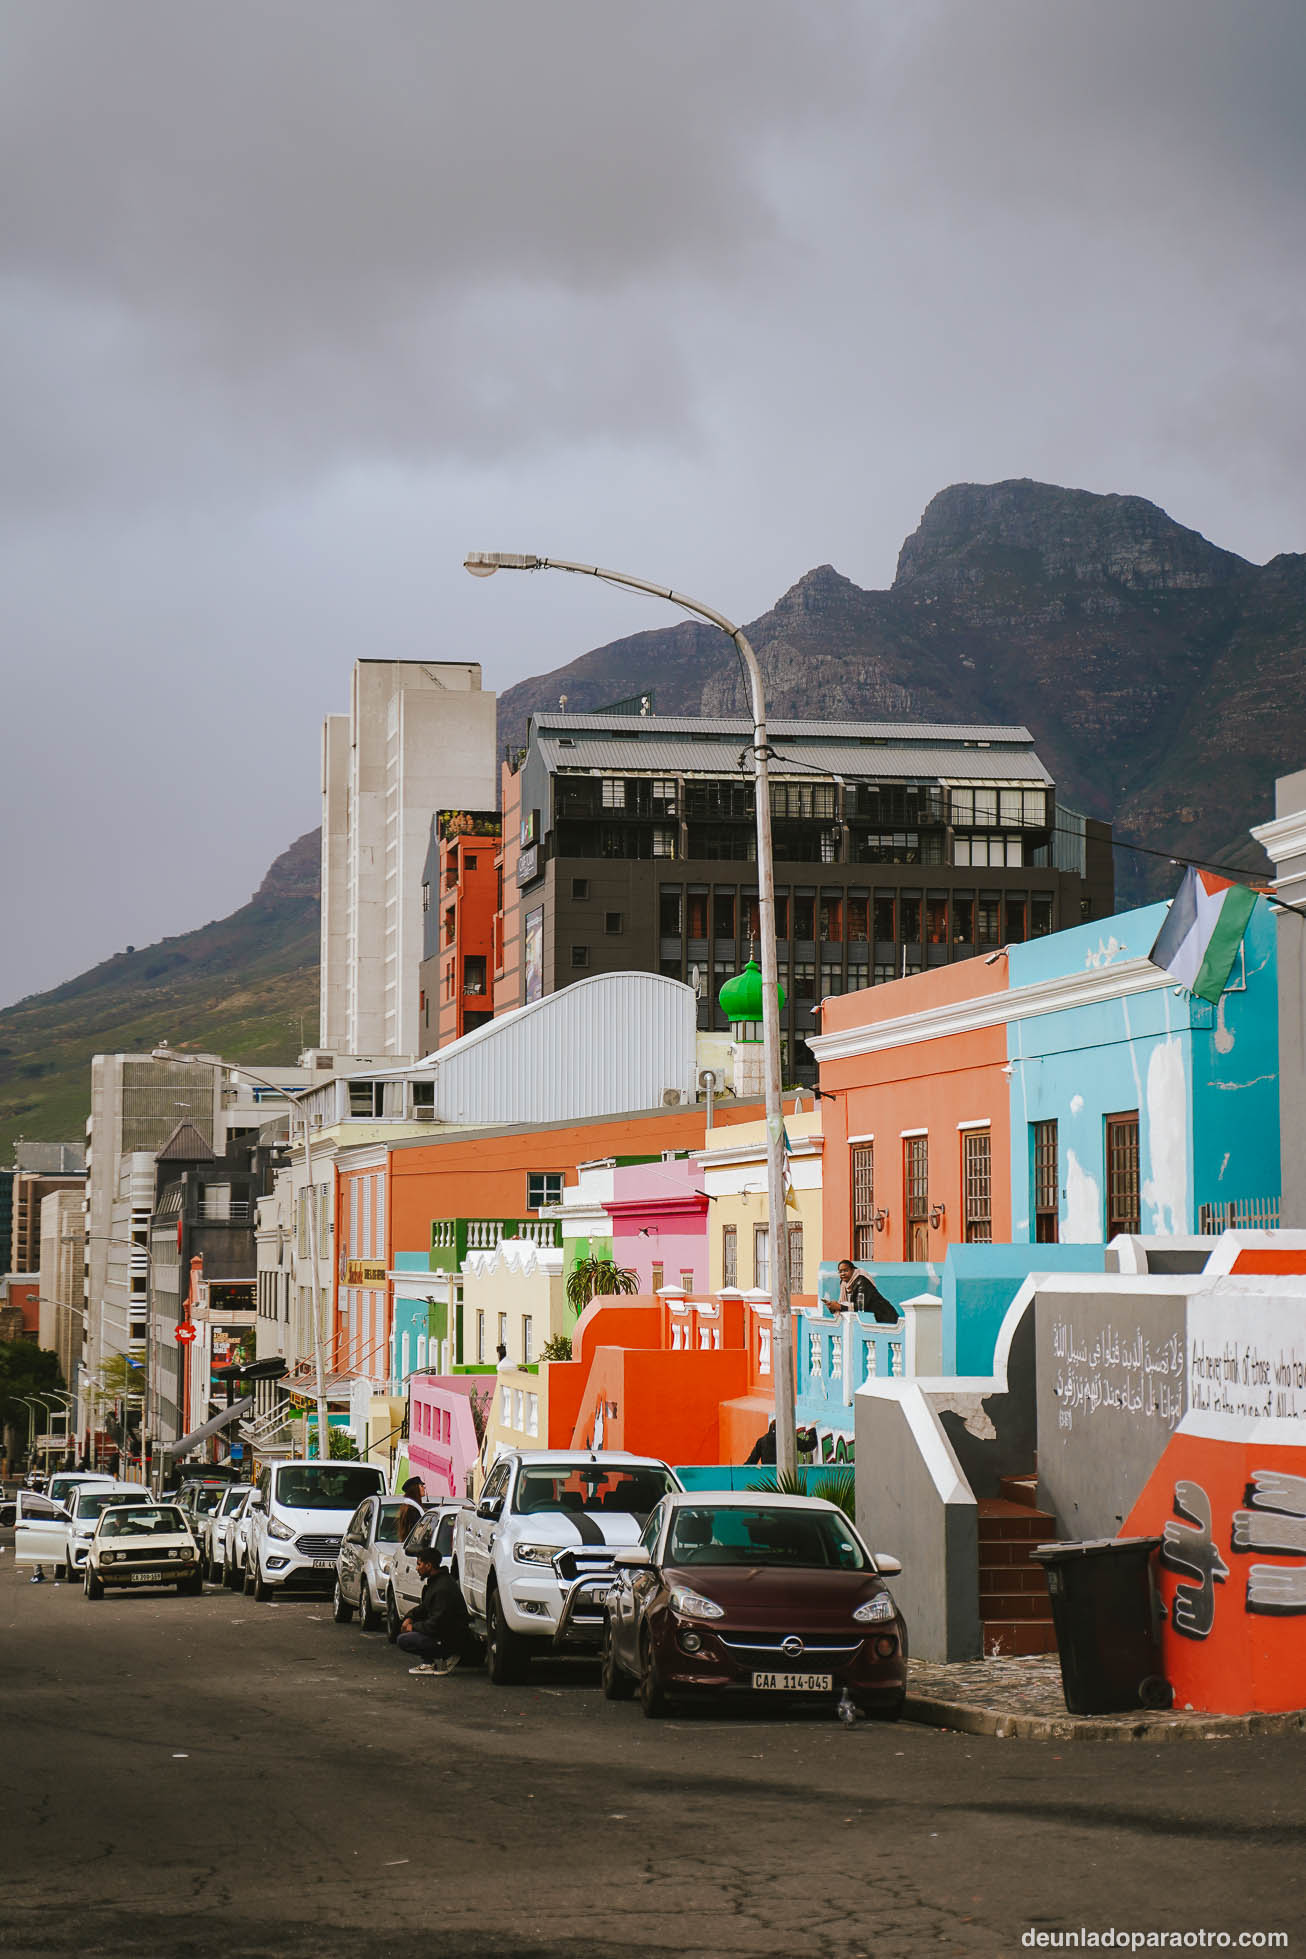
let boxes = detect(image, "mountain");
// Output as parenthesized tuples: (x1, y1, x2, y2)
(0, 831, 321, 1165)
(499, 479, 1304, 900)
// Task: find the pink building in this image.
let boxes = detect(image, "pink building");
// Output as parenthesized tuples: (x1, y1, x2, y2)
(405, 1375, 482, 1501)
(604, 1158, 708, 1294)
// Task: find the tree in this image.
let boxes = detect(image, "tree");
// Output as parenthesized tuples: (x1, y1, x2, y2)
(0, 1340, 63, 1449)
(565, 1256, 639, 1316)
(328, 1427, 360, 1460)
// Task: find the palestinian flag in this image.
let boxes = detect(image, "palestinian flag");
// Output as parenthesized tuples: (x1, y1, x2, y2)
(1148, 868, 1258, 1004)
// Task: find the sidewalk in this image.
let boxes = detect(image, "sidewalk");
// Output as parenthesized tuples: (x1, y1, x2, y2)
(904, 1654, 1306, 1742)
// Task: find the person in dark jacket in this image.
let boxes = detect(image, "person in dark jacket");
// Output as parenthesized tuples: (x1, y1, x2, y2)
(836, 1259, 899, 1324)
(745, 1420, 777, 1467)
(397, 1547, 469, 1676)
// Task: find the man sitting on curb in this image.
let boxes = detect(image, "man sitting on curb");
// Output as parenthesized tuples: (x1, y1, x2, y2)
(396, 1545, 469, 1677)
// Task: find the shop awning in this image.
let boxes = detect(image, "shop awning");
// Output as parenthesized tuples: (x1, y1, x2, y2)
(162, 1395, 255, 1459)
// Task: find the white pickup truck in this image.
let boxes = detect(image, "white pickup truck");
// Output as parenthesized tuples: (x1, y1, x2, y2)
(453, 1450, 681, 1683)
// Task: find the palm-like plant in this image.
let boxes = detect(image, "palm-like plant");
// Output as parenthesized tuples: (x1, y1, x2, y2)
(565, 1255, 639, 1316)
(749, 1466, 857, 1523)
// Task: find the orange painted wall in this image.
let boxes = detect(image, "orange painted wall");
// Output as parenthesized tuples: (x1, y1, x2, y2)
(389, 1099, 766, 1259)
(1229, 1250, 1306, 1275)
(571, 1346, 751, 1463)
(819, 959, 1012, 1265)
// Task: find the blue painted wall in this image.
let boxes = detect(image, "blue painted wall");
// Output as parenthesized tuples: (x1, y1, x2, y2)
(1005, 899, 1277, 1241)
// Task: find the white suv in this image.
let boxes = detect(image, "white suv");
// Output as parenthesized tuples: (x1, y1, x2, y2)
(243, 1460, 386, 1598)
(453, 1451, 681, 1683)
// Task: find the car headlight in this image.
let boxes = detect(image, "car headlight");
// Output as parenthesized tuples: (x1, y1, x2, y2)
(853, 1593, 896, 1624)
(669, 1586, 724, 1621)
(513, 1543, 564, 1565)
(101, 1551, 119, 1564)
(268, 1518, 296, 1541)
(377, 1555, 396, 1576)
(166, 1549, 181, 1560)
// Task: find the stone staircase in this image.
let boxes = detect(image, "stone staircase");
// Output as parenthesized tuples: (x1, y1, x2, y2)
(977, 1474, 1059, 1657)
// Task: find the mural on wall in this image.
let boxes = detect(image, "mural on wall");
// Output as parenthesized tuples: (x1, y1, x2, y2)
(1050, 1315, 1185, 1434)
(1125, 1291, 1306, 1713)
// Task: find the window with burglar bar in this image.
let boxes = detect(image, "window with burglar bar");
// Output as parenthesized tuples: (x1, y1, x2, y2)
(851, 1144, 876, 1261)
(904, 1135, 929, 1260)
(1105, 1113, 1140, 1238)
(722, 1224, 737, 1288)
(1032, 1120, 1059, 1242)
(787, 1221, 804, 1292)
(962, 1130, 992, 1243)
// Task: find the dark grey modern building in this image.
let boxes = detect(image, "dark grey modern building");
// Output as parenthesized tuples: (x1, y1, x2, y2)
(502, 712, 1114, 1083)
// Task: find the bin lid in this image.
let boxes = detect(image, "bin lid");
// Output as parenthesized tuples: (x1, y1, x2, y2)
(1030, 1534, 1163, 1563)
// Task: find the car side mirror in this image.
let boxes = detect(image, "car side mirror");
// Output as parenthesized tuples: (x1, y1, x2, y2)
(612, 1546, 652, 1570)
(476, 1496, 503, 1522)
(874, 1553, 902, 1577)
(249, 1492, 264, 1510)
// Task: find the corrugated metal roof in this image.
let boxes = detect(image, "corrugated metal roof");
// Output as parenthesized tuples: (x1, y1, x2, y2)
(412, 973, 698, 1127)
(532, 712, 1035, 742)
(536, 735, 1052, 783)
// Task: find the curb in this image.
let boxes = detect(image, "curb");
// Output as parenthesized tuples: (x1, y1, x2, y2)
(902, 1693, 1306, 1744)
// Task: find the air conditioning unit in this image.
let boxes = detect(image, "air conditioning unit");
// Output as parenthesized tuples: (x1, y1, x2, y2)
(661, 1089, 683, 1107)
(413, 1107, 437, 1121)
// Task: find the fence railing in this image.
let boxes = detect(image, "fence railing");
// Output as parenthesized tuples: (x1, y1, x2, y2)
(797, 1310, 905, 1408)
(1198, 1196, 1281, 1232)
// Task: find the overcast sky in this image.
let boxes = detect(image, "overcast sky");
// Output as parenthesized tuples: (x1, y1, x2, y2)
(3, 0, 1305, 1005)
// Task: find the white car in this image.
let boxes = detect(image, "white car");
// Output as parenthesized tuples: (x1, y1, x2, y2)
(83, 1502, 203, 1598)
(13, 1489, 77, 1576)
(243, 1460, 386, 1599)
(381, 1501, 470, 1640)
(47, 1470, 117, 1511)
(454, 1451, 682, 1683)
(333, 1494, 427, 1630)
(205, 1484, 254, 1584)
(60, 1485, 143, 1577)
(223, 1488, 260, 1591)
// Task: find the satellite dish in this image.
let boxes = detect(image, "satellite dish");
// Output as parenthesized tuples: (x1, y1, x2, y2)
(689, 964, 703, 999)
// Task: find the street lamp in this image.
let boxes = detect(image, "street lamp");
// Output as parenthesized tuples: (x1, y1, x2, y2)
(80, 1239, 153, 1484)
(151, 1050, 332, 1468)
(463, 551, 798, 1477)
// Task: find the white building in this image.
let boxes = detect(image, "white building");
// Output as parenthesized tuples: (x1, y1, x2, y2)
(320, 660, 498, 1059)
(38, 1188, 85, 1391)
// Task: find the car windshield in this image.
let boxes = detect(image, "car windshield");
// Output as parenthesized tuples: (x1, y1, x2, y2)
(183, 1487, 225, 1515)
(273, 1465, 385, 1511)
(50, 1477, 103, 1505)
(221, 1487, 251, 1516)
(100, 1507, 188, 1539)
(76, 1491, 139, 1520)
(514, 1465, 676, 1520)
(667, 1505, 868, 1571)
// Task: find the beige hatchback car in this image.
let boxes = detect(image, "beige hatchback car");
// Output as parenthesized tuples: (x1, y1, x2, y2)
(84, 1501, 203, 1598)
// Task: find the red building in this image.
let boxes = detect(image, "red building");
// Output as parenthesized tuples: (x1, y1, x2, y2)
(417, 810, 501, 1052)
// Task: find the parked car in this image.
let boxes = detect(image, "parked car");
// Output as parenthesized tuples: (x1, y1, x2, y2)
(332, 1495, 425, 1629)
(205, 1483, 254, 1584)
(224, 1487, 260, 1590)
(453, 1451, 681, 1683)
(13, 1489, 75, 1574)
(175, 1481, 228, 1572)
(83, 1502, 203, 1598)
(381, 1500, 471, 1640)
(600, 1490, 907, 1721)
(60, 1485, 143, 1577)
(243, 1459, 387, 1599)
(47, 1470, 117, 1511)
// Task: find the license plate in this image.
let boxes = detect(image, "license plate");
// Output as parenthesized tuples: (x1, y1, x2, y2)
(129, 1571, 165, 1584)
(312, 1559, 335, 1569)
(752, 1671, 834, 1692)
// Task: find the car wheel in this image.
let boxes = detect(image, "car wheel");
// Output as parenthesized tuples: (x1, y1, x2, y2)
(253, 1559, 272, 1603)
(358, 1582, 380, 1632)
(211, 1555, 224, 1587)
(601, 1615, 636, 1701)
(485, 1585, 529, 1685)
(180, 1573, 203, 1596)
(638, 1627, 668, 1720)
(64, 1552, 76, 1583)
(332, 1579, 354, 1624)
(386, 1588, 401, 1643)
(84, 1570, 104, 1600)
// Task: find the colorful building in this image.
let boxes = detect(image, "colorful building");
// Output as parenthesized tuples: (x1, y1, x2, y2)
(417, 809, 502, 1053)
(812, 896, 1280, 1259)
(603, 1156, 708, 1295)
(695, 1108, 822, 1301)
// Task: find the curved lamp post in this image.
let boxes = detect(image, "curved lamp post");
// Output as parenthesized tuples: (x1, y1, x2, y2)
(463, 552, 797, 1477)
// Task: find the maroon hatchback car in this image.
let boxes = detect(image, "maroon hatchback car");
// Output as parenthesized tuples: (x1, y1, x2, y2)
(601, 1491, 907, 1720)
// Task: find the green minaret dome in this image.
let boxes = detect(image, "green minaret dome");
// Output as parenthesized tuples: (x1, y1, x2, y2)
(718, 957, 785, 1025)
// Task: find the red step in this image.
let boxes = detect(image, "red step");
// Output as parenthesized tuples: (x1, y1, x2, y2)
(977, 1488, 1059, 1656)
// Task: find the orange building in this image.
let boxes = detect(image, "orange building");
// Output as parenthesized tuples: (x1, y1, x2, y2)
(816, 957, 1012, 1267)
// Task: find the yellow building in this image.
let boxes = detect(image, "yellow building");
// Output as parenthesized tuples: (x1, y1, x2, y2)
(695, 1108, 824, 1301)
(463, 1235, 568, 1478)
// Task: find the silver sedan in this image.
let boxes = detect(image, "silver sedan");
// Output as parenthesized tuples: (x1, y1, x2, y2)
(333, 1496, 424, 1631)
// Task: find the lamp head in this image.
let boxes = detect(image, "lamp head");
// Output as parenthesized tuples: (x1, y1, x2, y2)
(464, 551, 542, 578)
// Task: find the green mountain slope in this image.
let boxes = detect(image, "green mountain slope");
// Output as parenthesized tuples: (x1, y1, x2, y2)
(0, 831, 320, 1164)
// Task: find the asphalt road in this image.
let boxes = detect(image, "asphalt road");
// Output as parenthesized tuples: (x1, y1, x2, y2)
(1, 1539, 1303, 1959)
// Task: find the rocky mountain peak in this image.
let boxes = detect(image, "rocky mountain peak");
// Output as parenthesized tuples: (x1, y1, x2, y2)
(254, 828, 321, 903)
(893, 477, 1248, 599)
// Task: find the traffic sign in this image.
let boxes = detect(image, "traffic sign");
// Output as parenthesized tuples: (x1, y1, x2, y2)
(174, 1322, 198, 1344)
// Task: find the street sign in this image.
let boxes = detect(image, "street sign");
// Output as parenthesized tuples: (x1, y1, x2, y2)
(174, 1322, 198, 1344)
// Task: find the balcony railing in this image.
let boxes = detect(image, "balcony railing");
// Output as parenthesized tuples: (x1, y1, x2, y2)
(797, 1310, 904, 1409)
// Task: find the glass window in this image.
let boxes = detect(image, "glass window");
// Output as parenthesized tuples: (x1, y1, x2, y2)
(651, 1261, 664, 1292)
(953, 895, 974, 945)
(819, 894, 843, 941)
(522, 1316, 533, 1364)
(604, 912, 623, 935)
(601, 778, 627, 809)
(1005, 897, 1027, 944)
(1031, 893, 1054, 937)
(926, 895, 948, 943)
(753, 1225, 769, 1290)
(1033, 1120, 1059, 1243)
(527, 1172, 563, 1209)
(787, 1220, 804, 1292)
(773, 894, 789, 938)
(667, 1504, 867, 1570)
(652, 829, 677, 858)
(1106, 1114, 1141, 1237)
(273, 1466, 384, 1510)
(722, 1225, 737, 1288)
(974, 788, 997, 824)
(687, 892, 708, 939)
(977, 896, 1001, 946)
(793, 896, 815, 941)
(572, 878, 590, 901)
(852, 1143, 876, 1260)
(570, 945, 589, 968)
(659, 889, 683, 936)
(463, 954, 487, 994)
(514, 1463, 677, 1517)
(714, 892, 736, 938)
(847, 895, 869, 942)
(793, 962, 816, 1000)
(900, 895, 922, 943)
(962, 1130, 993, 1243)
(873, 891, 895, 942)
(1000, 789, 1023, 826)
